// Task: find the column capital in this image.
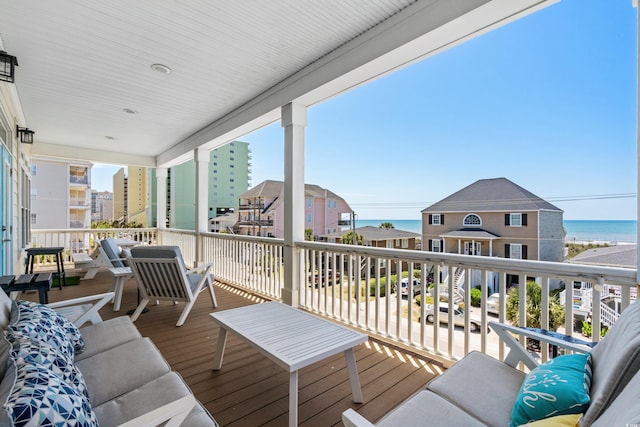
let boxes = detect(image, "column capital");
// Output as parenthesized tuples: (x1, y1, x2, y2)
(195, 147, 210, 163)
(156, 166, 168, 179)
(281, 102, 307, 128)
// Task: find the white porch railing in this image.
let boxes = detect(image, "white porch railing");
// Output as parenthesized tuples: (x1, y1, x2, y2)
(29, 228, 158, 266)
(26, 228, 639, 365)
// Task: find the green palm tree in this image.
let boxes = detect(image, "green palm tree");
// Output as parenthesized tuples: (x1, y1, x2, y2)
(379, 222, 395, 229)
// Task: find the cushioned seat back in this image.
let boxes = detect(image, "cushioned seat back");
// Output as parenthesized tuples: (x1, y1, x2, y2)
(591, 367, 640, 426)
(0, 290, 13, 378)
(100, 238, 125, 268)
(581, 301, 640, 426)
(130, 246, 185, 266)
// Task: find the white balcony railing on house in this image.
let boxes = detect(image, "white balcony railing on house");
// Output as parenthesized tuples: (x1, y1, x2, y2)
(28, 228, 638, 365)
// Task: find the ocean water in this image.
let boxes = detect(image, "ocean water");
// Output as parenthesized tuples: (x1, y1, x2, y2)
(356, 219, 637, 244)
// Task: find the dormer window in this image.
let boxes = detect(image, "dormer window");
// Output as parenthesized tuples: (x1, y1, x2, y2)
(463, 214, 481, 226)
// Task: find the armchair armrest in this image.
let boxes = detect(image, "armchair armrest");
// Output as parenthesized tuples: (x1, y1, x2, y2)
(186, 262, 213, 276)
(47, 292, 115, 327)
(342, 409, 376, 427)
(489, 321, 594, 371)
(117, 394, 196, 427)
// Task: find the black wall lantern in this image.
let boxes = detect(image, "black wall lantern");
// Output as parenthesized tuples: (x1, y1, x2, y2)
(16, 126, 34, 144)
(0, 51, 18, 83)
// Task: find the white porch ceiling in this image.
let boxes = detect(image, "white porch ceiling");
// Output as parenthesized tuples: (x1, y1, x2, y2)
(0, 0, 557, 167)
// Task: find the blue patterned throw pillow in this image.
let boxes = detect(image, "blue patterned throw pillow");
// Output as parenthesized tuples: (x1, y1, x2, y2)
(10, 338, 89, 399)
(510, 353, 592, 427)
(14, 301, 85, 354)
(8, 317, 75, 360)
(3, 359, 98, 427)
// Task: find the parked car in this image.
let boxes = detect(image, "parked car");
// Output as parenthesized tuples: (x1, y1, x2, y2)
(486, 293, 501, 316)
(422, 304, 483, 332)
(394, 277, 421, 298)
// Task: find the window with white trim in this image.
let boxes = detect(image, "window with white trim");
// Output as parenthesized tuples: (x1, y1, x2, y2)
(463, 214, 481, 226)
(307, 198, 312, 208)
(510, 213, 522, 227)
(386, 240, 394, 248)
(401, 239, 408, 248)
(432, 214, 441, 225)
(431, 239, 441, 252)
(510, 243, 522, 259)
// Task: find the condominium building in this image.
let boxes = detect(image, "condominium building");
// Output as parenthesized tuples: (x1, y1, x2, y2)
(236, 180, 352, 238)
(112, 166, 152, 226)
(91, 190, 114, 222)
(168, 141, 250, 230)
(30, 156, 92, 229)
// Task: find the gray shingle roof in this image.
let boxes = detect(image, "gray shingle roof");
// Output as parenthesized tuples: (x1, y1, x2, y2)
(321, 225, 420, 240)
(440, 228, 501, 240)
(570, 244, 637, 268)
(422, 178, 562, 213)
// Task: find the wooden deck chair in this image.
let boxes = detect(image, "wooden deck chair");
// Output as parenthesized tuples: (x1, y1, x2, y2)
(73, 237, 129, 280)
(128, 246, 217, 326)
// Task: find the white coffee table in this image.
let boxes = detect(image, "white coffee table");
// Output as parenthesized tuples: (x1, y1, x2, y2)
(210, 302, 368, 426)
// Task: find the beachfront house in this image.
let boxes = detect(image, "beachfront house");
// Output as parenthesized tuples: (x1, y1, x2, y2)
(235, 180, 352, 238)
(422, 177, 565, 289)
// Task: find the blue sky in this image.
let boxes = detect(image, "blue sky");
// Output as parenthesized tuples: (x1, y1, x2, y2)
(93, 0, 638, 220)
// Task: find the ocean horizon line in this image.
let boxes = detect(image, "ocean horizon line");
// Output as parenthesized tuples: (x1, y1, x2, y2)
(354, 219, 638, 244)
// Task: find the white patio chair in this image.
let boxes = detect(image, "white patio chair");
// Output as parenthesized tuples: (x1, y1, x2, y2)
(128, 246, 217, 326)
(47, 292, 115, 327)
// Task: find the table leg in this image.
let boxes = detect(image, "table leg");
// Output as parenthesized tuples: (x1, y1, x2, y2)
(55, 252, 64, 289)
(344, 348, 363, 403)
(289, 370, 298, 427)
(212, 328, 228, 370)
(112, 276, 125, 311)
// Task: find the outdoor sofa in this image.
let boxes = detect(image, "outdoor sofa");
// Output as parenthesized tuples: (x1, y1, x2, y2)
(343, 301, 640, 426)
(0, 288, 218, 426)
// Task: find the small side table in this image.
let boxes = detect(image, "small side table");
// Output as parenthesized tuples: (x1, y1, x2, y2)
(108, 267, 133, 311)
(0, 273, 52, 304)
(24, 247, 65, 290)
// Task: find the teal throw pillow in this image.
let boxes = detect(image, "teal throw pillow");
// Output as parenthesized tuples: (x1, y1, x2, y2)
(510, 353, 592, 427)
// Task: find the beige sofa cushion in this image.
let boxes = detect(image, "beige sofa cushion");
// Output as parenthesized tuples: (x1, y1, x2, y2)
(377, 389, 485, 427)
(76, 337, 170, 406)
(75, 316, 141, 361)
(92, 371, 217, 427)
(427, 351, 525, 427)
(581, 301, 640, 426)
(591, 368, 640, 426)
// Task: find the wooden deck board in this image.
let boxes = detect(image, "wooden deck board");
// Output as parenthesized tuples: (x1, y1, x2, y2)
(33, 268, 442, 426)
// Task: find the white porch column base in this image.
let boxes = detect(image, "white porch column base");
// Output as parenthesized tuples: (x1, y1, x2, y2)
(282, 102, 307, 307)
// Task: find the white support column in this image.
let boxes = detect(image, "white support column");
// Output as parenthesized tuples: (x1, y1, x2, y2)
(637, 2, 640, 291)
(156, 167, 168, 230)
(195, 148, 210, 264)
(282, 102, 307, 307)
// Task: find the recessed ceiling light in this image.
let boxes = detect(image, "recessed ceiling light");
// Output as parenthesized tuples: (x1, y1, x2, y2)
(105, 136, 116, 140)
(150, 63, 172, 74)
(123, 108, 137, 114)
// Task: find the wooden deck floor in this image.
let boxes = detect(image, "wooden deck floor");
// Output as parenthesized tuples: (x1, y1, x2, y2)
(36, 269, 444, 426)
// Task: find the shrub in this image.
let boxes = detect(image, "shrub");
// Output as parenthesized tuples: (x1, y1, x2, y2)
(470, 288, 482, 307)
(414, 294, 434, 306)
(369, 277, 388, 297)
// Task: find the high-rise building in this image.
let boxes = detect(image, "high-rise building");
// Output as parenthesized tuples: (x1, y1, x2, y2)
(91, 190, 114, 223)
(112, 168, 126, 223)
(112, 167, 151, 226)
(168, 141, 250, 230)
(30, 156, 92, 230)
